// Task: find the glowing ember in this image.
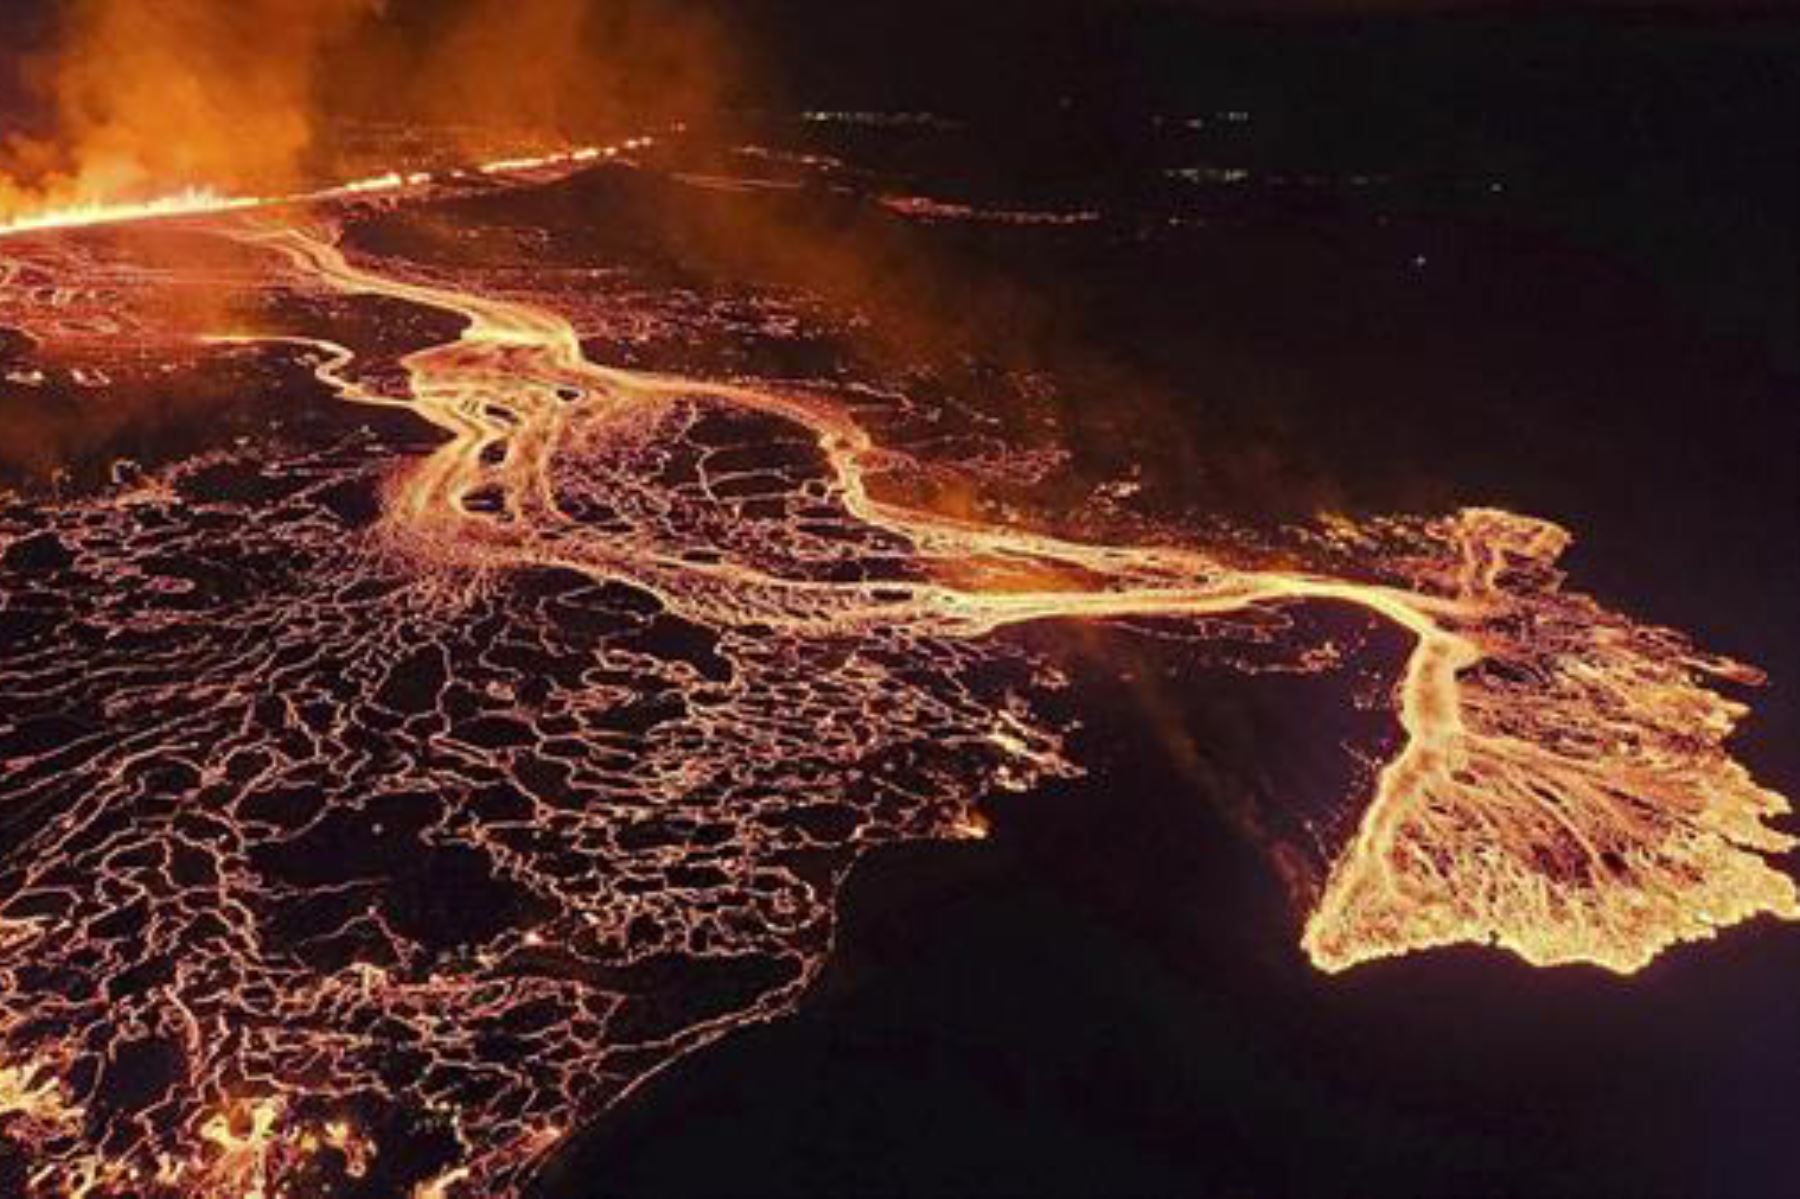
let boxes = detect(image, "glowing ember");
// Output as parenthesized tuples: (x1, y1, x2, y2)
(0, 155, 1792, 1198)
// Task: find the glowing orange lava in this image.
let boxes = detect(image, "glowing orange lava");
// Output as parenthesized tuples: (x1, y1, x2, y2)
(0, 140, 650, 240)
(0, 188, 262, 238)
(0, 157, 1793, 1197)
(240, 207, 1800, 977)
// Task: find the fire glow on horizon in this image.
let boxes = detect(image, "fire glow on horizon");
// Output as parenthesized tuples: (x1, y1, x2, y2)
(0, 139, 658, 240)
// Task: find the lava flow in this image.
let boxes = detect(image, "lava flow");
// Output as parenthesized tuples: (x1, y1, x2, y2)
(0, 162, 1794, 1198)
(0, 140, 647, 240)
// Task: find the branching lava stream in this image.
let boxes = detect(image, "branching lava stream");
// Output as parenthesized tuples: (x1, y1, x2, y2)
(0, 183, 1793, 1197)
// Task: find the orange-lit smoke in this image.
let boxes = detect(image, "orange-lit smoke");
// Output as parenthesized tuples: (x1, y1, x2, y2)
(0, 0, 735, 223)
(368, 0, 734, 152)
(0, 0, 375, 217)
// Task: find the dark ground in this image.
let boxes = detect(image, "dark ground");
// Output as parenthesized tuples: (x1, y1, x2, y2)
(534, 7, 1800, 1199)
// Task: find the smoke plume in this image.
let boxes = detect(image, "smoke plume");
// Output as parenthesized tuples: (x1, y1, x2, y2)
(0, 0, 734, 220)
(0, 0, 375, 215)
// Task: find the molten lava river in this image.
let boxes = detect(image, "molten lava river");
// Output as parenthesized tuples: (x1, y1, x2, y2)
(0, 147, 1793, 1197)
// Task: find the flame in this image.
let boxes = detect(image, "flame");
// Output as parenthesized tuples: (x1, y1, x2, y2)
(0, 140, 649, 239)
(0, 187, 262, 237)
(0, 0, 377, 223)
(0, 0, 731, 235)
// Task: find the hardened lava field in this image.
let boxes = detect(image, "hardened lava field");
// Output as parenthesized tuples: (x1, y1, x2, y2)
(0, 140, 1794, 1198)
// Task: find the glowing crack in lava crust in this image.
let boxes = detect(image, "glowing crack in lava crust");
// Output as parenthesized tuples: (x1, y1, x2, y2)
(0, 163, 1794, 1197)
